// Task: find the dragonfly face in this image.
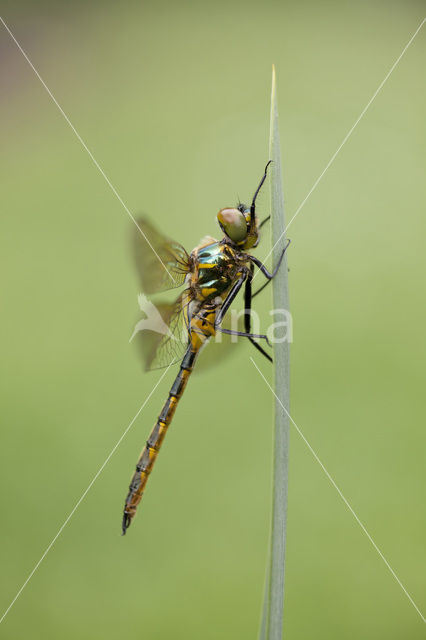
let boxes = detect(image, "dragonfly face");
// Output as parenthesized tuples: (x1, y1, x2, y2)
(122, 160, 290, 534)
(217, 205, 259, 250)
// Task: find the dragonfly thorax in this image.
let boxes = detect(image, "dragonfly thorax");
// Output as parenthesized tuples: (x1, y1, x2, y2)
(191, 241, 245, 303)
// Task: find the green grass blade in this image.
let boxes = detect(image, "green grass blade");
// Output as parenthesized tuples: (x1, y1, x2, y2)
(259, 65, 291, 640)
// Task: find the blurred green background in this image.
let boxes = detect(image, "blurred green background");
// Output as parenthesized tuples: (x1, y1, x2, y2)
(0, 1, 425, 638)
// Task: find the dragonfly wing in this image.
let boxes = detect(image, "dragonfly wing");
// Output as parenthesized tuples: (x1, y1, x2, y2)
(132, 292, 190, 371)
(133, 217, 190, 293)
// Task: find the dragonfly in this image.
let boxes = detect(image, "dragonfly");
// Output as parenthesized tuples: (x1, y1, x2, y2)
(122, 161, 290, 534)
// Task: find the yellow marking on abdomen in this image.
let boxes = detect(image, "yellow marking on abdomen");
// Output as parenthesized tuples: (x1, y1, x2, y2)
(123, 351, 197, 532)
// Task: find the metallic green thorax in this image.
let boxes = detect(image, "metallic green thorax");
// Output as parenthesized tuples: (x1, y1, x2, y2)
(194, 241, 243, 301)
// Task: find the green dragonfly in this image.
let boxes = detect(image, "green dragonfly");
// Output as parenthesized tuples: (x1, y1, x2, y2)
(122, 162, 290, 534)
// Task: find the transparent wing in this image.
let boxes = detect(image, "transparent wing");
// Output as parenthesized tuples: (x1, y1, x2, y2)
(133, 217, 190, 294)
(131, 292, 249, 372)
(131, 292, 190, 371)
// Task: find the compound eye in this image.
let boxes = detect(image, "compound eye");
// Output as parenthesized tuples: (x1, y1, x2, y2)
(217, 208, 248, 243)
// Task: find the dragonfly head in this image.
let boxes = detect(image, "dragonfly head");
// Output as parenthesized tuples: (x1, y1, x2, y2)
(217, 205, 259, 249)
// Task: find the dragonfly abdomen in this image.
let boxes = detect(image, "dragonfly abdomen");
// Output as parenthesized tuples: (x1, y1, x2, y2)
(122, 347, 197, 534)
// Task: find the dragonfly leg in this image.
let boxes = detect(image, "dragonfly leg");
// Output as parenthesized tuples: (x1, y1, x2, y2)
(216, 326, 272, 346)
(250, 238, 291, 280)
(251, 215, 272, 300)
(244, 269, 272, 362)
(214, 276, 270, 345)
(252, 279, 270, 299)
(251, 238, 291, 299)
(214, 272, 272, 360)
(215, 277, 246, 326)
(259, 215, 270, 229)
(251, 160, 272, 215)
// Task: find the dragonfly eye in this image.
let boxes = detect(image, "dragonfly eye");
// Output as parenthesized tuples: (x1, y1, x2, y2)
(217, 208, 248, 244)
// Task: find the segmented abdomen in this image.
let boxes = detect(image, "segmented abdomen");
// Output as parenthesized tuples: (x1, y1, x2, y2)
(122, 347, 197, 534)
